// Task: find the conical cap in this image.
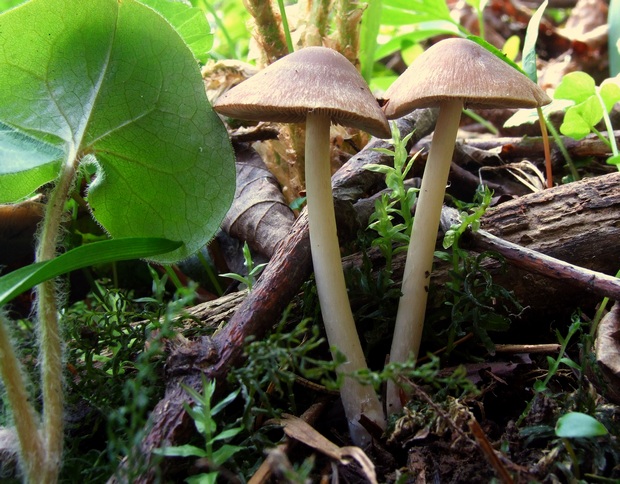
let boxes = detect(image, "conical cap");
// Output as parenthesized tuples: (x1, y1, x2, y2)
(383, 38, 551, 119)
(214, 47, 390, 139)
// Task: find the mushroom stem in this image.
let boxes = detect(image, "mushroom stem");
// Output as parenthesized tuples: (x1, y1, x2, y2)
(386, 100, 464, 415)
(305, 111, 386, 443)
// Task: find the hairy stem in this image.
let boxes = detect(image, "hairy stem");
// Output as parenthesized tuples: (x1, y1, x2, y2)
(302, 0, 330, 46)
(243, 0, 288, 66)
(0, 314, 44, 481)
(35, 154, 80, 482)
(332, 0, 363, 68)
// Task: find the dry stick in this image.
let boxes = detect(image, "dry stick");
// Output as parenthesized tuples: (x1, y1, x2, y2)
(495, 343, 561, 354)
(404, 377, 519, 483)
(468, 419, 515, 484)
(118, 110, 438, 483)
(470, 228, 620, 301)
(455, 130, 620, 161)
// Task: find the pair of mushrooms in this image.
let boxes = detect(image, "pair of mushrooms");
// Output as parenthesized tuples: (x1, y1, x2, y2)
(214, 38, 550, 444)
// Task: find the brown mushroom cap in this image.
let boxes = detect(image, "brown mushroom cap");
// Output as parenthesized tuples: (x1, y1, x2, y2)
(383, 38, 552, 119)
(214, 46, 391, 139)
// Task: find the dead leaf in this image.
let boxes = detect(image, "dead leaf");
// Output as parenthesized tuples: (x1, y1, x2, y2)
(222, 145, 295, 258)
(595, 301, 620, 404)
(277, 413, 377, 484)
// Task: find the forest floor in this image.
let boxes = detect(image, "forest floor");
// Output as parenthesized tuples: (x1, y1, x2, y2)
(2, 0, 620, 482)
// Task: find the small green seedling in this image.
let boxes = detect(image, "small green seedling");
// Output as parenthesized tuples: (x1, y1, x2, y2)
(555, 72, 620, 167)
(364, 124, 419, 297)
(221, 241, 267, 291)
(555, 412, 608, 480)
(555, 412, 608, 439)
(155, 378, 245, 484)
(517, 318, 582, 426)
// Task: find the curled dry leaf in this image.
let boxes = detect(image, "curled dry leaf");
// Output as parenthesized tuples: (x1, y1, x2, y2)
(595, 302, 620, 404)
(277, 414, 377, 484)
(221, 145, 295, 258)
(202, 59, 258, 104)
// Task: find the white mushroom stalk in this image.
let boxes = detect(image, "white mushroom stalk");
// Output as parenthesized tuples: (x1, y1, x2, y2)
(381, 38, 551, 415)
(305, 111, 385, 443)
(385, 100, 463, 414)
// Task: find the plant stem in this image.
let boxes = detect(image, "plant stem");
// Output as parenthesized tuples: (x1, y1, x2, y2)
(386, 100, 463, 415)
(561, 438, 581, 479)
(303, 0, 330, 46)
(35, 153, 81, 482)
(545, 117, 579, 181)
(595, 91, 620, 170)
(0, 314, 45, 481)
(305, 111, 385, 444)
(275, 0, 294, 53)
(463, 108, 498, 135)
(244, 0, 288, 66)
(537, 106, 553, 188)
(476, 5, 485, 41)
(332, 0, 362, 68)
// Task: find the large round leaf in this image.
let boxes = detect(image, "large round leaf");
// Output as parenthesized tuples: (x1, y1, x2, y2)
(0, 0, 235, 262)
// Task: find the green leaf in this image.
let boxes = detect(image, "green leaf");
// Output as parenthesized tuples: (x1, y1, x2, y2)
(154, 444, 208, 458)
(502, 35, 521, 63)
(503, 98, 572, 127)
(364, 163, 394, 174)
(382, 0, 453, 25)
(186, 473, 218, 484)
(0, 237, 181, 306)
(138, 0, 213, 62)
(211, 427, 243, 442)
(600, 78, 620, 112)
(558, 356, 581, 371)
(555, 412, 608, 438)
(0, 0, 24, 12)
(211, 388, 239, 416)
(555, 71, 596, 104)
(359, 0, 383, 82)
(607, 154, 620, 165)
(210, 444, 244, 466)
(560, 97, 603, 140)
(522, 0, 547, 82)
(0, 0, 235, 263)
(0, 123, 63, 202)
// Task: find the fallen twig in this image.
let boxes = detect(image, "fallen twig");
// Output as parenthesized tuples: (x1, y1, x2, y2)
(471, 228, 620, 301)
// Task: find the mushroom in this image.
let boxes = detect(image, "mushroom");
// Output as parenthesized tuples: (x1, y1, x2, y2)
(382, 38, 551, 414)
(214, 46, 390, 443)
